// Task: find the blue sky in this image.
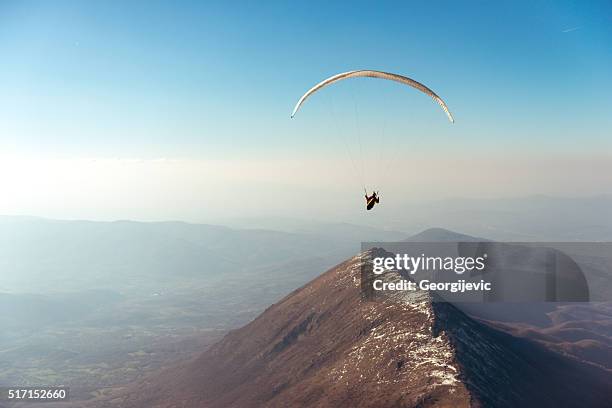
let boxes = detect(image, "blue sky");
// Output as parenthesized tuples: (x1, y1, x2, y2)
(0, 1, 610, 220)
(1, 0, 610, 155)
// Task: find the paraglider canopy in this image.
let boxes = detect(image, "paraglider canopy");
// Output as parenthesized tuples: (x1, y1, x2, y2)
(290, 70, 454, 123)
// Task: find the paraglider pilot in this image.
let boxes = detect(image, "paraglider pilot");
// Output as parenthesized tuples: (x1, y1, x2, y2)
(365, 191, 380, 211)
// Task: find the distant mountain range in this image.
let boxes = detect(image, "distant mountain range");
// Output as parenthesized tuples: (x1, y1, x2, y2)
(0, 217, 406, 294)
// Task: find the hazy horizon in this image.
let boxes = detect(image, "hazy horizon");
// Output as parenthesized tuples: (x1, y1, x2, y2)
(1, 154, 611, 223)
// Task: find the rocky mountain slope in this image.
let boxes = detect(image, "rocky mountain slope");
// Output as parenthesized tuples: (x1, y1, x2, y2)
(86, 249, 611, 408)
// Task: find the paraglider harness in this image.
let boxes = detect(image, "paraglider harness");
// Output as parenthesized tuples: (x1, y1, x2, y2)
(365, 190, 380, 211)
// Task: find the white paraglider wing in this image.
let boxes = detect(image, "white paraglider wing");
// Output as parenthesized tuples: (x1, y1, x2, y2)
(290, 70, 454, 123)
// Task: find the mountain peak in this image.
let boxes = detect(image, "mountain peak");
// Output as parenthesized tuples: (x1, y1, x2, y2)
(405, 228, 485, 242)
(109, 254, 471, 407)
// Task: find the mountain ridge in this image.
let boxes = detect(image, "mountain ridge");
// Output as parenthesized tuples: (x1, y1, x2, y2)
(87, 247, 612, 407)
